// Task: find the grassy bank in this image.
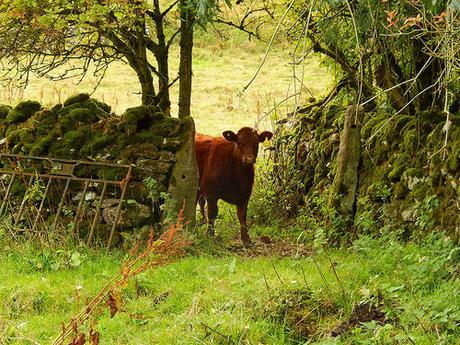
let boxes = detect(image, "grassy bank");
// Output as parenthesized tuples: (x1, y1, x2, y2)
(0, 232, 458, 344)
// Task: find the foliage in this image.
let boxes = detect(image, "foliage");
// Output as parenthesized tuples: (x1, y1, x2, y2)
(287, 0, 459, 113)
(2, 228, 458, 344)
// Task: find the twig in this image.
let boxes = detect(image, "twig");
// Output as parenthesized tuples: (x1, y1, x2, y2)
(241, 0, 295, 92)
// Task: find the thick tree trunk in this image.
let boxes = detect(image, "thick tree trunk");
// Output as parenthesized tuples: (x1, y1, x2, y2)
(178, 0, 194, 119)
(135, 20, 157, 106)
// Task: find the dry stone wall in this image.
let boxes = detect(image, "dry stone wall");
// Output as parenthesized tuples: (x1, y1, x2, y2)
(0, 93, 198, 242)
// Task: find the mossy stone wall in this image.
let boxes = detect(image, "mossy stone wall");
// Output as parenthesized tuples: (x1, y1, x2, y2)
(0, 94, 197, 241)
(273, 102, 460, 240)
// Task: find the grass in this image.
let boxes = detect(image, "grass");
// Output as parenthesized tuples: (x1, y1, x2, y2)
(0, 233, 458, 344)
(0, 29, 333, 136)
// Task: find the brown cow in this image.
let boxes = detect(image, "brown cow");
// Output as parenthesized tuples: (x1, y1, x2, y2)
(195, 127, 273, 246)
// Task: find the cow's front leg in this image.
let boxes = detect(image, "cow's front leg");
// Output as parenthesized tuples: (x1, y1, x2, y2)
(206, 197, 218, 236)
(197, 192, 206, 224)
(237, 202, 252, 247)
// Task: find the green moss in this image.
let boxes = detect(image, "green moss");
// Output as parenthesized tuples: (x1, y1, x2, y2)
(51, 103, 63, 113)
(410, 183, 431, 201)
(28, 110, 57, 134)
(149, 117, 181, 137)
(402, 168, 423, 179)
(88, 98, 111, 113)
(402, 128, 417, 152)
(367, 181, 391, 202)
(0, 104, 12, 119)
(120, 143, 159, 161)
(58, 108, 97, 133)
(69, 108, 98, 123)
(63, 93, 90, 107)
(388, 165, 405, 182)
(361, 112, 387, 140)
(82, 99, 110, 118)
(5, 101, 41, 125)
(393, 182, 408, 199)
(61, 129, 88, 148)
(132, 131, 164, 147)
(445, 143, 460, 173)
(80, 135, 113, 156)
(56, 103, 83, 117)
(30, 130, 58, 156)
(388, 153, 410, 181)
(119, 106, 164, 134)
(391, 114, 414, 133)
(7, 128, 34, 149)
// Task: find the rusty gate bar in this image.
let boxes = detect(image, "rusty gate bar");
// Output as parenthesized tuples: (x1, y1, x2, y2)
(51, 178, 71, 232)
(106, 165, 133, 251)
(14, 175, 35, 225)
(0, 154, 134, 249)
(0, 173, 16, 216)
(87, 182, 108, 246)
(0, 153, 132, 168)
(73, 180, 90, 238)
(31, 178, 52, 233)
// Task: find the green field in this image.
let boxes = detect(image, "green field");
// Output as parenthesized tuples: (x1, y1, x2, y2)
(1, 232, 458, 344)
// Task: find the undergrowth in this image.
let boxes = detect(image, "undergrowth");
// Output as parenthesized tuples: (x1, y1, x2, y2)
(0, 223, 458, 344)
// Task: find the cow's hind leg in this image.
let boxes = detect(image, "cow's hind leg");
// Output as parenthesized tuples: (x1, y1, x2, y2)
(237, 202, 252, 247)
(206, 197, 218, 236)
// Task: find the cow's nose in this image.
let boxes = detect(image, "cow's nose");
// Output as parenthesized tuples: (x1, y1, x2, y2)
(242, 156, 256, 164)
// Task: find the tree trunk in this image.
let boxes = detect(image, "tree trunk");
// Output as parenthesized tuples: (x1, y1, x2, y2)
(178, 0, 194, 119)
(152, 0, 171, 115)
(135, 19, 157, 106)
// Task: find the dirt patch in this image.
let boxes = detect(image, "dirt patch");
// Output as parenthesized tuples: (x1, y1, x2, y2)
(331, 301, 388, 336)
(227, 236, 313, 258)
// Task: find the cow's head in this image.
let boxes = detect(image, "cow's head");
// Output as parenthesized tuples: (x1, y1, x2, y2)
(223, 127, 273, 165)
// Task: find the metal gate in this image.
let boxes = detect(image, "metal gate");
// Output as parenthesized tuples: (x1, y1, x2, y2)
(0, 153, 133, 250)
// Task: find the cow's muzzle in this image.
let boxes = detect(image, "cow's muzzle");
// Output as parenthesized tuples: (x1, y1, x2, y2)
(242, 156, 256, 164)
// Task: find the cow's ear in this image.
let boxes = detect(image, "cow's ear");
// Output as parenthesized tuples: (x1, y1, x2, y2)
(258, 131, 273, 142)
(223, 131, 238, 142)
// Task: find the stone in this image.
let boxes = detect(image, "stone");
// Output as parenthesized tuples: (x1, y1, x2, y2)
(63, 93, 90, 107)
(158, 150, 176, 163)
(102, 200, 151, 227)
(160, 139, 181, 151)
(0, 105, 12, 119)
(5, 101, 41, 125)
(137, 159, 172, 174)
(331, 105, 364, 217)
(167, 116, 199, 226)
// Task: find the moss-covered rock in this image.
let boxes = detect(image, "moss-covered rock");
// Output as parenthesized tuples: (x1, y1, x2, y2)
(83, 99, 110, 118)
(149, 117, 181, 137)
(63, 93, 90, 107)
(80, 135, 113, 157)
(5, 101, 41, 125)
(56, 102, 84, 117)
(0, 105, 12, 119)
(119, 106, 164, 135)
